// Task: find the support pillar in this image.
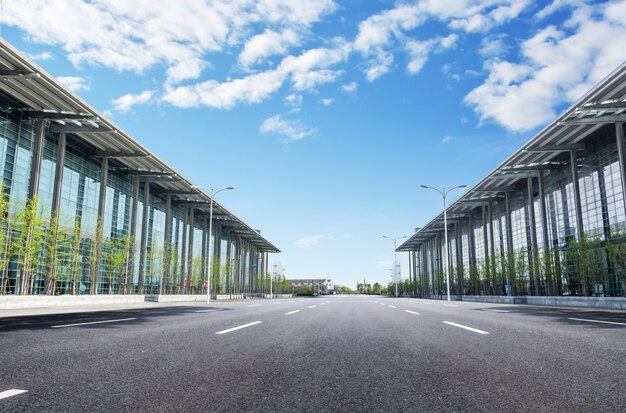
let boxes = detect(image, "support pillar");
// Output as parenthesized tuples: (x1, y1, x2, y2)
(180, 206, 188, 291)
(488, 201, 496, 290)
(505, 191, 514, 295)
(455, 221, 463, 297)
(616, 122, 626, 215)
(162, 194, 172, 294)
(482, 205, 490, 289)
(128, 176, 140, 292)
(138, 181, 150, 293)
(569, 150, 584, 238)
(527, 177, 540, 295)
(188, 207, 195, 289)
(28, 118, 45, 199)
(93, 156, 108, 294)
(51, 131, 66, 215)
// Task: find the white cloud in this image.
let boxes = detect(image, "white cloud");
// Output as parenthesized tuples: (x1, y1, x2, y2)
(465, 0, 625, 131)
(353, 1, 530, 80)
(295, 234, 332, 249)
(340, 81, 358, 93)
(57, 76, 90, 93)
(1, 0, 337, 80)
(260, 114, 317, 141)
(163, 69, 285, 109)
(321, 98, 333, 105)
(111, 90, 153, 112)
(442, 135, 452, 143)
(479, 34, 509, 57)
(284, 93, 303, 107)
(405, 34, 458, 75)
(28, 51, 53, 60)
(239, 29, 300, 69)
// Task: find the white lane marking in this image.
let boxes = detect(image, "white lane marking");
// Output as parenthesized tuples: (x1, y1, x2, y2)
(247, 304, 262, 307)
(51, 318, 136, 329)
(443, 321, 489, 335)
(325, 302, 330, 304)
(195, 309, 224, 313)
(482, 309, 510, 313)
(380, 303, 385, 306)
(215, 321, 263, 335)
(405, 310, 420, 315)
(320, 303, 325, 306)
(0, 389, 28, 400)
(443, 304, 458, 307)
(285, 310, 300, 315)
(272, 302, 282, 305)
(308, 305, 317, 309)
(388, 305, 397, 309)
(568, 317, 626, 326)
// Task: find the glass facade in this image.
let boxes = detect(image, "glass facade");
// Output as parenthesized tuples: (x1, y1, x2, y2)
(415, 125, 626, 298)
(0, 92, 269, 297)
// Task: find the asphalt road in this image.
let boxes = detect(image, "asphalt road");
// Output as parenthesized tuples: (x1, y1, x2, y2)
(1, 295, 625, 412)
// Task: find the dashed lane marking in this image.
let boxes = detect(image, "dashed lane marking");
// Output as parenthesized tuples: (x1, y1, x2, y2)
(285, 310, 300, 315)
(405, 310, 420, 315)
(443, 304, 458, 307)
(215, 321, 263, 335)
(308, 305, 317, 309)
(195, 309, 224, 313)
(388, 305, 397, 309)
(481, 309, 510, 313)
(247, 304, 262, 307)
(443, 321, 489, 335)
(51, 318, 137, 328)
(568, 317, 626, 326)
(0, 389, 28, 400)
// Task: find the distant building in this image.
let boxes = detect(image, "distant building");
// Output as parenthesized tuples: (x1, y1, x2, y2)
(287, 279, 332, 292)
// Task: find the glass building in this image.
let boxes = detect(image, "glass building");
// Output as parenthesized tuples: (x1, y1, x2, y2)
(399, 63, 626, 299)
(0, 39, 279, 297)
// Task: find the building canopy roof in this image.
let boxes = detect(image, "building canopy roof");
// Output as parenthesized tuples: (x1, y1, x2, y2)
(398, 62, 626, 252)
(0, 39, 280, 253)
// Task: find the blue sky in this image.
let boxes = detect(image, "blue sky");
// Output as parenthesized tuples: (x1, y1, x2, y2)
(1, 0, 624, 288)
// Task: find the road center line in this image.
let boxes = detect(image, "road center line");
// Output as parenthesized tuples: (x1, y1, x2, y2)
(568, 317, 626, 326)
(388, 305, 397, 309)
(51, 318, 137, 328)
(285, 310, 300, 315)
(405, 310, 419, 315)
(482, 309, 510, 313)
(308, 305, 316, 308)
(215, 321, 263, 335)
(443, 321, 489, 335)
(0, 389, 28, 400)
(247, 304, 262, 307)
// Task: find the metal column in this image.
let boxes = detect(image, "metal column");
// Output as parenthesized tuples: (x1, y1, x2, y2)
(527, 177, 540, 295)
(616, 122, 626, 215)
(180, 206, 188, 291)
(27, 118, 45, 199)
(569, 150, 584, 238)
(93, 156, 108, 294)
(482, 205, 490, 284)
(138, 181, 150, 293)
(51, 131, 66, 215)
(504, 191, 514, 295)
(188, 207, 195, 289)
(128, 176, 140, 292)
(162, 194, 172, 294)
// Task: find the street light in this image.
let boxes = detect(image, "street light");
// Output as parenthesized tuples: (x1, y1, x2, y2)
(383, 235, 407, 297)
(420, 184, 466, 302)
(206, 186, 235, 304)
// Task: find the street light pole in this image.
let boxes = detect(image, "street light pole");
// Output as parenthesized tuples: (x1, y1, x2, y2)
(206, 186, 235, 304)
(420, 184, 466, 302)
(383, 235, 407, 297)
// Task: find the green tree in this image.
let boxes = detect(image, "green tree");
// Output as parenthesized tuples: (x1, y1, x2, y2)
(607, 226, 626, 296)
(13, 196, 46, 295)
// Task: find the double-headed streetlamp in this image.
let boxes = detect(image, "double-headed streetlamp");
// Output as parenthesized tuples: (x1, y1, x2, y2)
(206, 186, 235, 304)
(383, 235, 407, 297)
(420, 184, 466, 302)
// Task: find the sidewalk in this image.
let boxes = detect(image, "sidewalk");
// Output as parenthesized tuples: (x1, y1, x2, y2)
(0, 298, 262, 319)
